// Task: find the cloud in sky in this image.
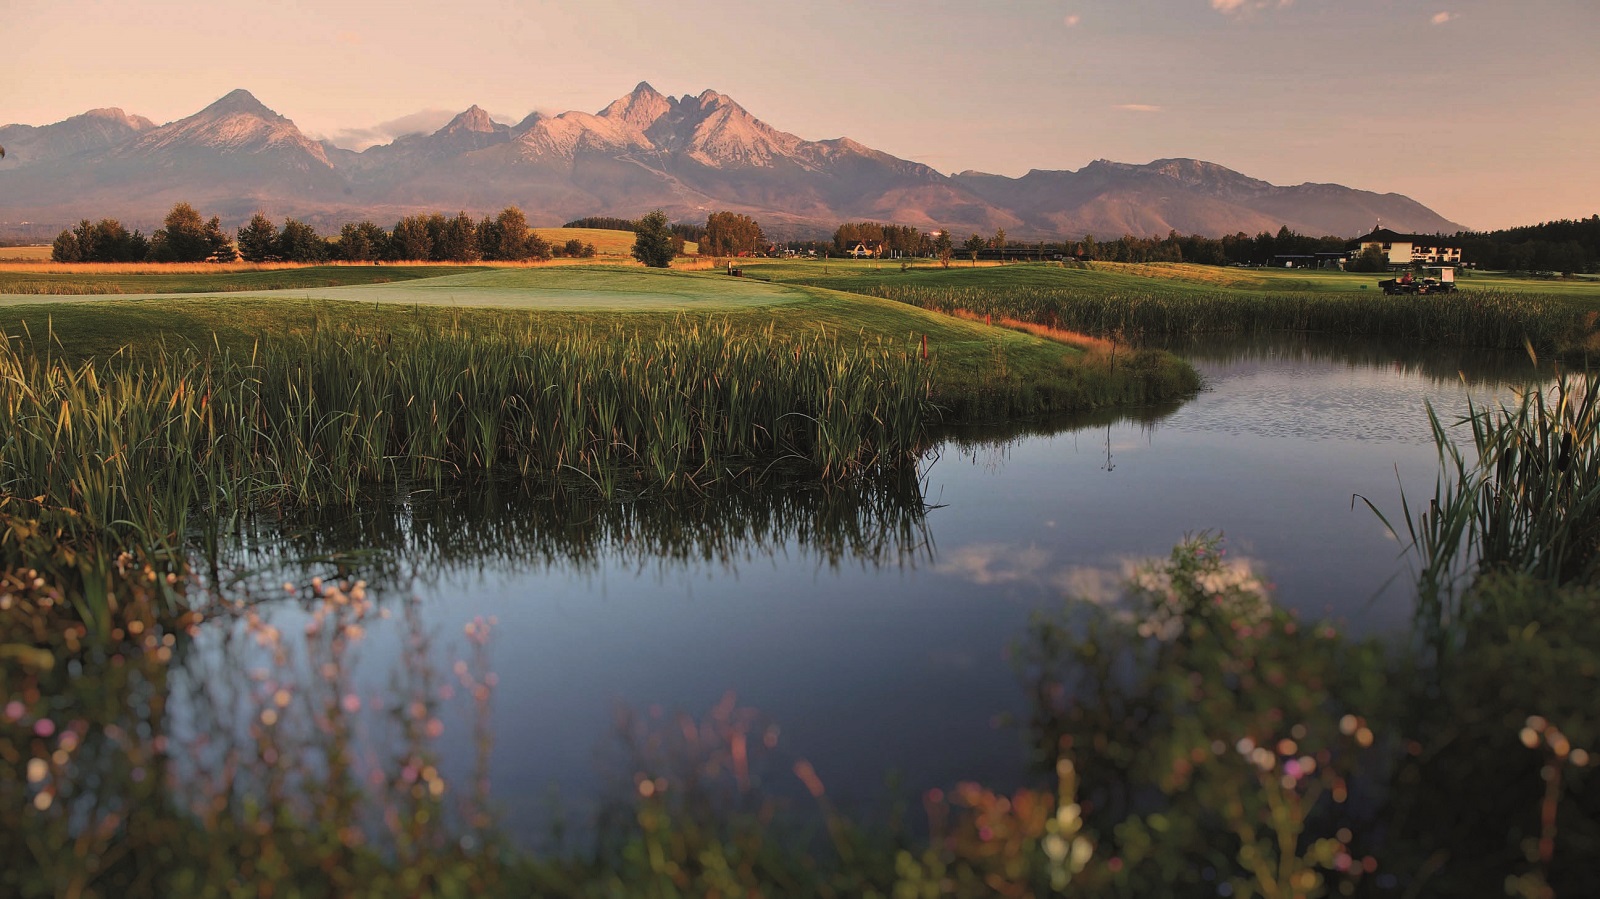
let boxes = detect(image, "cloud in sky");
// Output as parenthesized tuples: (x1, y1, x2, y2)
(321, 108, 515, 150)
(1113, 103, 1163, 112)
(1211, 0, 1294, 13)
(1431, 11, 1453, 24)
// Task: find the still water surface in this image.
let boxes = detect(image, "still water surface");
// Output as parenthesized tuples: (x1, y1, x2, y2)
(215, 337, 1541, 844)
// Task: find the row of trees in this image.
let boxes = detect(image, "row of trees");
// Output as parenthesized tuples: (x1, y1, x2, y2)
(239, 207, 587, 263)
(51, 204, 235, 263)
(1453, 215, 1599, 275)
(51, 203, 1597, 273)
(51, 203, 599, 264)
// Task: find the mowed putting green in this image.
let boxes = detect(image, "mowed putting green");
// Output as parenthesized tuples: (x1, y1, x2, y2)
(0, 267, 807, 309)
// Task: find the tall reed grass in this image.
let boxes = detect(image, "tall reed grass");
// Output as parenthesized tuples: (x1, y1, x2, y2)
(1375, 375, 1600, 644)
(856, 283, 1599, 356)
(0, 318, 933, 548)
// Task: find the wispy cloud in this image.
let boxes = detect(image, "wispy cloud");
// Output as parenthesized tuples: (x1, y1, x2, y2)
(1113, 103, 1163, 113)
(1430, 11, 1453, 24)
(1063, 14, 1081, 27)
(321, 108, 519, 150)
(1211, 0, 1294, 14)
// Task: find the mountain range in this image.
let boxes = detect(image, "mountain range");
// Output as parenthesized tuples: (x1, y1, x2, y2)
(0, 84, 1464, 241)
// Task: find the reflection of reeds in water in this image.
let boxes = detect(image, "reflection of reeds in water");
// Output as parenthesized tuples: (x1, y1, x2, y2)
(1150, 331, 1551, 389)
(209, 475, 936, 598)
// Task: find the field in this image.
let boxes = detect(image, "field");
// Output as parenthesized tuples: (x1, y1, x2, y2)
(0, 245, 51, 261)
(530, 226, 701, 256)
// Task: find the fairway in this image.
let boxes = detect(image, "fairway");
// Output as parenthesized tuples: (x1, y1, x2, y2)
(0, 266, 807, 309)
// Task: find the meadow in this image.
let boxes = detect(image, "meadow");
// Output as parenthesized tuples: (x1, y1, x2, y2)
(743, 259, 1600, 359)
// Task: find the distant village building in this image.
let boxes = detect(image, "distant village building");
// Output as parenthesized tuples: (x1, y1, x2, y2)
(1351, 228, 1463, 267)
(1270, 252, 1351, 269)
(848, 241, 880, 258)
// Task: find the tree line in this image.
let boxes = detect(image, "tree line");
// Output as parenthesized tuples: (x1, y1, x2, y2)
(50, 202, 1599, 274)
(1451, 215, 1598, 275)
(563, 216, 707, 243)
(52, 203, 598, 264)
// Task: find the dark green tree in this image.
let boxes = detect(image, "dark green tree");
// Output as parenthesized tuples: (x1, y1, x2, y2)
(335, 221, 387, 262)
(475, 214, 502, 260)
(564, 238, 585, 257)
(477, 206, 542, 261)
(205, 217, 237, 263)
(389, 215, 432, 261)
(1348, 245, 1389, 273)
(631, 210, 675, 268)
(50, 229, 81, 263)
(432, 212, 478, 262)
(238, 214, 279, 262)
(963, 233, 986, 266)
(149, 202, 213, 262)
(276, 218, 327, 263)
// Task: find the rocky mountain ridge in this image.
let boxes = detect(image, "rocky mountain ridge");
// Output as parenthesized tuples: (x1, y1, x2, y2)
(0, 85, 1465, 240)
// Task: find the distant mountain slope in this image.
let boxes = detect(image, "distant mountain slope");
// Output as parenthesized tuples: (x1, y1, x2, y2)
(0, 108, 154, 168)
(0, 86, 1465, 239)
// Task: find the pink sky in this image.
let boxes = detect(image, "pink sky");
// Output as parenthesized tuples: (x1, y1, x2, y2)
(7, 0, 1597, 230)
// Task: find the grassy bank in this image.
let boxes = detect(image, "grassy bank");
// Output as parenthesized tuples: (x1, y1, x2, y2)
(0, 267, 1199, 418)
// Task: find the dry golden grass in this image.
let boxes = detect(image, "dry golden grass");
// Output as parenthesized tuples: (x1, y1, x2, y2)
(949, 308, 1112, 352)
(0, 246, 52, 262)
(1087, 261, 1268, 289)
(0, 260, 312, 274)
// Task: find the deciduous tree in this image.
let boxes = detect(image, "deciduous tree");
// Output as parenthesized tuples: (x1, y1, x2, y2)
(963, 233, 986, 266)
(150, 203, 213, 262)
(704, 211, 765, 257)
(631, 210, 675, 268)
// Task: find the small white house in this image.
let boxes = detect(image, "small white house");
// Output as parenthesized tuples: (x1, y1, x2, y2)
(1351, 228, 1462, 266)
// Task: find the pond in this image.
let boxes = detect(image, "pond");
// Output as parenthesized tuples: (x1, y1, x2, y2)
(193, 335, 1544, 847)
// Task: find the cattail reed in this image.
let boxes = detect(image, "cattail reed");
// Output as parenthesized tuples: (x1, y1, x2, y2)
(0, 316, 934, 547)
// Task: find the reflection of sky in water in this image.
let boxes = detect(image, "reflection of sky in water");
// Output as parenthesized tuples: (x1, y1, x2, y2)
(218, 346, 1540, 845)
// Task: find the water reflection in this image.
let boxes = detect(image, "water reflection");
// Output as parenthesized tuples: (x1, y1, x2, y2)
(10, 335, 1589, 894)
(207, 473, 936, 599)
(1153, 331, 1550, 388)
